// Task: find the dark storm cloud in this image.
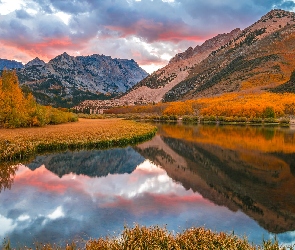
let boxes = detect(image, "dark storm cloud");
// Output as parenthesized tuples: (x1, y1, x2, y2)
(27, 0, 295, 43)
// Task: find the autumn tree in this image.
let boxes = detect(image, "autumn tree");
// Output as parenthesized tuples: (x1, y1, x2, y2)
(0, 70, 28, 127)
(0, 70, 77, 128)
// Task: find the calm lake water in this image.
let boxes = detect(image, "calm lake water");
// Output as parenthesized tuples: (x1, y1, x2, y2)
(1, 123, 295, 247)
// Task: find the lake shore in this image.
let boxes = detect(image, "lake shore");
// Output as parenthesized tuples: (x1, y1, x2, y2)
(0, 118, 157, 161)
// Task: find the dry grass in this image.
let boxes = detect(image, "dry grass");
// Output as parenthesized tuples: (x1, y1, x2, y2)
(85, 225, 290, 250)
(2, 225, 292, 250)
(0, 118, 157, 161)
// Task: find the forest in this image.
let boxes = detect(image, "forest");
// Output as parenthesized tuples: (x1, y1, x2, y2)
(0, 70, 77, 128)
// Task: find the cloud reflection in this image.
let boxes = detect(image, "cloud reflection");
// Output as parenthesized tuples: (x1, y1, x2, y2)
(0, 157, 271, 248)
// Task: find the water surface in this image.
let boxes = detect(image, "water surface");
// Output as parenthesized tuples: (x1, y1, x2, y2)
(1, 124, 295, 247)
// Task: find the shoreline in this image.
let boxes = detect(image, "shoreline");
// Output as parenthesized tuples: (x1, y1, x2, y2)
(0, 118, 157, 162)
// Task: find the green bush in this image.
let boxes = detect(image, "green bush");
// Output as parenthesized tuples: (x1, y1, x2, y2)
(183, 115, 199, 123)
(263, 107, 276, 118)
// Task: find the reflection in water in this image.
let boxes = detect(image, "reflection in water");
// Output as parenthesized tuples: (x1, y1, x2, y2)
(1, 124, 295, 247)
(0, 163, 19, 192)
(27, 147, 144, 178)
(137, 124, 295, 234)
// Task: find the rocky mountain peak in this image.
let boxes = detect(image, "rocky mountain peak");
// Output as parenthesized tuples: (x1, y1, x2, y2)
(229, 9, 295, 48)
(263, 9, 294, 19)
(25, 57, 46, 68)
(17, 52, 148, 107)
(49, 52, 73, 63)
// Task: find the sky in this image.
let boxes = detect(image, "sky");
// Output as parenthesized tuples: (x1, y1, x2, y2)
(0, 0, 295, 73)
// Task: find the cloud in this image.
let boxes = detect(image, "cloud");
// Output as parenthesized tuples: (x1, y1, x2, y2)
(15, 9, 32, 19)
(0, 0, 294, 72)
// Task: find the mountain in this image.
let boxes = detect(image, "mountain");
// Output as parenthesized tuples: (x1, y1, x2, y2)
(16, 53, 148, 107)
(75, 9, 295, 112)
(164, 9, 295, 101)
(0, 59, 23, 70)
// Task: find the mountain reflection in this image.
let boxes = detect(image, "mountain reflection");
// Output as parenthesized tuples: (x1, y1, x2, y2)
(136, 124, 295, 234)
(27, 147, 144, 178)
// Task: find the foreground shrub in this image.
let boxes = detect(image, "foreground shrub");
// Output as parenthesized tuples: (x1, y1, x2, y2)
(86, 225, 290, 250)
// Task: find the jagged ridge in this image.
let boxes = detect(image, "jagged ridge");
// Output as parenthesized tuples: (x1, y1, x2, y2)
(16, 53, 148, 107)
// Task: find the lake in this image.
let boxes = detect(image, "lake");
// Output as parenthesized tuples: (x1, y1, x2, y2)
(1, 123, 295, 247)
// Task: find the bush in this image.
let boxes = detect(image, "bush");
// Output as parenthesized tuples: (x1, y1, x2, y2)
(85, 225, 286, 250)
(183, 115, 199, 123)
(249, 117, 263, 123)
(263, 118, 279, 124)
(201, 115, 216, 123)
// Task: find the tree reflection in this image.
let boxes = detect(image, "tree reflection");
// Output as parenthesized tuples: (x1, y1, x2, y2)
(0, 162, 19, 192)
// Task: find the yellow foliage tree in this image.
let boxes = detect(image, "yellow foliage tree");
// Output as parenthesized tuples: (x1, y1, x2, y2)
(0, 70, 77, 128)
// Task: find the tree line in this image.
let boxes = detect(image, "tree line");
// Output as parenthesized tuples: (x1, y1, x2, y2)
(0, 70, 77, 128)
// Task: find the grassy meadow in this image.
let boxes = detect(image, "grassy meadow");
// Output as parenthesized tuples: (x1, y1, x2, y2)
(0, 118, 157, 161)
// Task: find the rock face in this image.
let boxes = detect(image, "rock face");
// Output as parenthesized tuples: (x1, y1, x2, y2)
(17, 53, 148, 107)
(76, 9, 295, 112)
(0, 59, 23, 70)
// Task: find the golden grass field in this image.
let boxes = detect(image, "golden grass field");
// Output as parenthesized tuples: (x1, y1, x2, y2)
(0, 118, 157, 161)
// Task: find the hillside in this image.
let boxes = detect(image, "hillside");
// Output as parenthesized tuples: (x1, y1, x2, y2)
(164, 9, 295, 101)
(16, 53, 148, 107)
(76, 9, 295, 113)
(271, 70, 295, 93)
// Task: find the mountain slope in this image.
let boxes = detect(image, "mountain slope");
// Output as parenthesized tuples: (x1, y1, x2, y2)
(164, 9, 295, 101)
(76, 9, 295, 113)
(271, 70, 295, 93)
(17, 53, 148, 107)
